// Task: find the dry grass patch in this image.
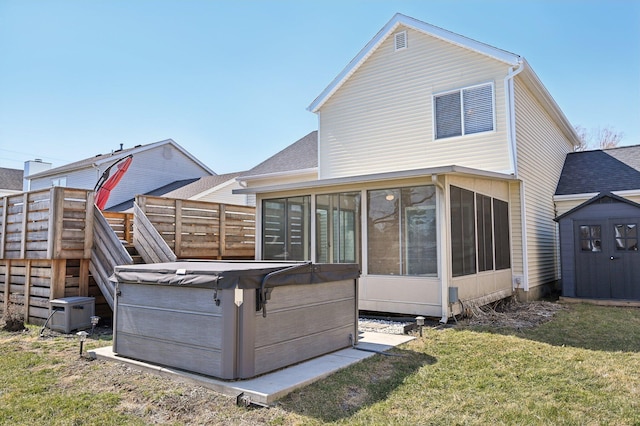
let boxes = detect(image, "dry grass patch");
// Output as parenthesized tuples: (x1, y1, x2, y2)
(2, 302, 640, 425)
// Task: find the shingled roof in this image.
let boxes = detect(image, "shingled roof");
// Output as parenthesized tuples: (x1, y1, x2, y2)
(0, 167, 23, 191)
(242, 131, 317, 177)
(555, 145, 640, 195)
(161, 172, 245, 199)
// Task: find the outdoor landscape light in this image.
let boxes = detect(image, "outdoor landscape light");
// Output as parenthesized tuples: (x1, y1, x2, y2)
(76, 330, 89, 357)
(416, 316, 425, 337)
(90, 315, 100, 335)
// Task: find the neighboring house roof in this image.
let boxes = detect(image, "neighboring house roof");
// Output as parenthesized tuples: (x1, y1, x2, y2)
(555, 145, 640, 195)
(162, 172, 245, 199)
(240, 131, 318, 179)
(0, 167, 23, 190)
(555, 191, 640, 221)
(307, 13, 579, 145)
(26, 139, 215, 179)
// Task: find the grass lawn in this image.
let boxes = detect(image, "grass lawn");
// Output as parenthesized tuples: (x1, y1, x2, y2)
(1, 302, 639, 425)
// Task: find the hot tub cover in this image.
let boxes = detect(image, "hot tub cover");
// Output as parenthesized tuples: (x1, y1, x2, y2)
(112, 261, 360, 290)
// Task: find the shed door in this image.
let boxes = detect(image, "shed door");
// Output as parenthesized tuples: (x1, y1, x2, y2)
(574, 219, 640, 300)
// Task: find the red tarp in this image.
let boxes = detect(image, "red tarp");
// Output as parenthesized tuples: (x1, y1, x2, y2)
(95, 156, 133, 210)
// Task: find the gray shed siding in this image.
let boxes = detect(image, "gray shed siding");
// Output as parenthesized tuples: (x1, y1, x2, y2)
(559, 200, 640, 298)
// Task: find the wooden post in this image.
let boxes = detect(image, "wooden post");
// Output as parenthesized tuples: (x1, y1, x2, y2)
(2, 260, 10, 314)
(79, 259, 90, 296)
(124, 212, 132, 244)
(219, 204, 226, 259)
(24, 260, 31, 322)
(83, 192, 95, 259)
(0, 196, 7, 259)
(50, 259, 66, 300)
(47, 187, 65, 259)
(20, 193, 28, 258)
(174, 199, 182, 259)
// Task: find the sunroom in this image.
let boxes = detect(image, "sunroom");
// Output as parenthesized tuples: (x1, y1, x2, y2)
(235, 166, 518, 320)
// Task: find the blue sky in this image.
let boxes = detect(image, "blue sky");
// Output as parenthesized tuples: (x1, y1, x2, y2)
(1, 0, 638, 174)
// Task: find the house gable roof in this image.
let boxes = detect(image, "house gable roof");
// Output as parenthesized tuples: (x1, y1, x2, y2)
(307, 14, 579, 145)
(240, 131, 318, 180)
(555, 145, 640, 196)
(0, 167, 23, 190)
(308, 13, 521, 113)
(27, 139, 215, 179)
(555, 191, 640, 222)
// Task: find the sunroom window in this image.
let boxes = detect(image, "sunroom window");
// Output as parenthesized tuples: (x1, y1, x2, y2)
(262, 196, 310, 261)
(367, 185, 437, 276)
(434, 83, 494, 139)
(450, 185, 511, 277)
(316, 192, 361, 264)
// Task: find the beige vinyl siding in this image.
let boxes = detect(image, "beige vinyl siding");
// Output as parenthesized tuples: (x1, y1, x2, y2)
(555, 197, 589, 217)
(318, 25, 512, 179)
(514, 80, 574, 289)
(446, 175, 513, 305)
(509, 181, 524, 278)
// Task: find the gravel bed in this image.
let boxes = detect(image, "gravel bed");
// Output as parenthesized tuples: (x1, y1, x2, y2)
(358, 317, 414, 335)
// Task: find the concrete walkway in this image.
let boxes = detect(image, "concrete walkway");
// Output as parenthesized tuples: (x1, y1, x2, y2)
(90, 331, 414, 406)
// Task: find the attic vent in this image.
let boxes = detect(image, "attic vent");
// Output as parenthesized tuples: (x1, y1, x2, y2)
(394, 31, 407, 51)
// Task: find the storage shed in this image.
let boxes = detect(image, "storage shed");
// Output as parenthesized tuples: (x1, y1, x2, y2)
(112, 261, 360, 380)
(556, 192, 640, 300)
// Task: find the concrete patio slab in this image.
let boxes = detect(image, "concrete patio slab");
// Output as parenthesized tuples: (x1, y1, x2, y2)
(89, 331, 414, 406)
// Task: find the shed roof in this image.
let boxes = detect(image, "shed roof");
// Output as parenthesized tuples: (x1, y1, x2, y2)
(0, 167, 23, 190)
(555, 145, 640, 196)
(555, 191, 640, 222)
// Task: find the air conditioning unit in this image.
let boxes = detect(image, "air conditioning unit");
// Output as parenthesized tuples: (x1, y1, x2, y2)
(48, 297, 95, 333)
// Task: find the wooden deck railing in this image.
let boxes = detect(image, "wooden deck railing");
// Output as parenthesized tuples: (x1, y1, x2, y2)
(0, 187, 94, 260)
(90, 206, 133, 309)
(135, 195, 255, 260)
(102, 211, 133, 244)
(133, 202, 177, 264)
(0, 188, 95, 323)
(1, 188, 256, 322)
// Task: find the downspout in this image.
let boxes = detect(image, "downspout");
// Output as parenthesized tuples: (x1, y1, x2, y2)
(432, 175, 449, 324)
(504, 59, 524, 178)
(504, 59, 529, 292)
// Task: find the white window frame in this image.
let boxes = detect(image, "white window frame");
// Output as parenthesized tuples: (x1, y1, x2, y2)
(51, 176, 67, 187)
(432, 82, 496, 140)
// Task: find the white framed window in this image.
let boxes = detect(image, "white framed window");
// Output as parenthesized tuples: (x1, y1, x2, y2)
(51, 176, 67, 187)
(434, 82, 495, 139)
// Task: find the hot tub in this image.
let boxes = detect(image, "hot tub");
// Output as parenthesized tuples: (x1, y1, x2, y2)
(112, 261, 360, 380)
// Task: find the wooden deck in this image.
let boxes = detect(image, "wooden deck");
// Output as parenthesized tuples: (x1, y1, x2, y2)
(0, 188, 256, 325)
(135, 195, 255, 260)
